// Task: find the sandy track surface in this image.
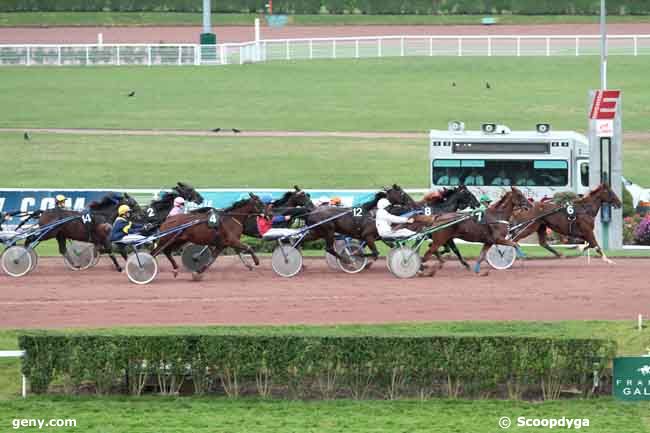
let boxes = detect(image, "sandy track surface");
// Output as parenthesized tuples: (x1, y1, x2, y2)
(0, 256, 646, 328)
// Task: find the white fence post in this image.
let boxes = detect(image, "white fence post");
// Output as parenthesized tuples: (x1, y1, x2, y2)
(195, 45, 200, 65)
(178, 46, 182, 65)
(546, 37, 550, 56)
(430, 37, 434, 56)
(457, 38, 462, 57)
(377, 38, 382, 58)
(57, 46, 61, 65)
(516, 37, 521, 57)
(634, 36, 638, 56)
(147, 45, 152, 66)
(488, 37, 492, 56)
(116, 46, 120, 66)
(26, 46, 30, 66)
(400, 37, 404, 56)
(286, 40, 290, 60)
(332, 39, 336, 59)
(220, 45, 226, 65)
(575, 37, 579, 56)
(355, 39, 359, 58)
(309, 39, 313, 59)
(85, 45, 89, 65)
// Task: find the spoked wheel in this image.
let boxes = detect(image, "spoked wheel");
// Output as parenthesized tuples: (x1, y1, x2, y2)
(27, 249, 39, 274)
(486, 245, 517, 270)
(63, 241, 96, 271)
(271, 244, 303, 278)
(125, 252, 158, 285)
(1, 246, 33, 277)
(90, 246, 101, 267)
(337, 239, 368, 274)
(386, 248, 399, 273)
(388, 246, 421, 279)
(325, 239, 346, 271)
(181, 244, 213, 273)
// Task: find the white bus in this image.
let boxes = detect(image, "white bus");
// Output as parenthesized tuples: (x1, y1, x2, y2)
(429, 122, 591, 202)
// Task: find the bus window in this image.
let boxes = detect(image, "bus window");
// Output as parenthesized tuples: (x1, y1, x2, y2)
(432, 159, 568, 187)
(580, 161, 589, 187)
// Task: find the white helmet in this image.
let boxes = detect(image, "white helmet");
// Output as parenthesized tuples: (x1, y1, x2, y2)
(377, 198, 391, 210)
(173, 197, 185, 207)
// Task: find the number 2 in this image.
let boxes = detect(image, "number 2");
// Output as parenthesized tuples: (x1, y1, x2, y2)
(147, 208, 155, 218)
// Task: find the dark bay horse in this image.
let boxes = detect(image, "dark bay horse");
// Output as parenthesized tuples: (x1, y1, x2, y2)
(136, 182, 204, 229)
(33, 193, 141, 271)
(242, 186, 314, 237)
(153, 194, 265, 276)
(509, 183, 622, 263)
(407, 187, 531, 276)
(386, 184, 480, 269)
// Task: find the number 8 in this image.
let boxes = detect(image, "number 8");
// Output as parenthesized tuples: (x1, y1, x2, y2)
(424, 207, 432, 216)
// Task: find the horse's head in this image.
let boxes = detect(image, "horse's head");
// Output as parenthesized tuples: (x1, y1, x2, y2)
(247, 193, 265, 214)
(175, 182, 204, 205)
(285, 187, 314, 209)
(454, 185, 480, 209)
(596, 183, 622, 208)
(509, 187, 533, 210)
(384, 184, 415, 208)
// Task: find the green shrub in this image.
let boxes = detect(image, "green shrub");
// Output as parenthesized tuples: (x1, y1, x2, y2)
(19, 333, 615, 399)
(622, 185, 634, 218)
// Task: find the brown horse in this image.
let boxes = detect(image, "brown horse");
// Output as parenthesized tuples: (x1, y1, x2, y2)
(152, 194, 265, 276)
(405, 187, 531, 276)
(509, 183, 622, 263)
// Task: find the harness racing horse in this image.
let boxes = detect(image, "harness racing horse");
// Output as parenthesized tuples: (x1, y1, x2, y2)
(32, 193, 141, 271)
(385, 184, 480, 269)
(242, 186, 314, 237)
(407, 187, 531, 276)
(153, 194, 265, 277)
(508, 183, 622, 263)
(136, 182, 204, 229)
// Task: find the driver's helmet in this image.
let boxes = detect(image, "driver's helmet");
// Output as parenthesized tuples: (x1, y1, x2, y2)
(173, 197, 185, 208)
(479, 194, 492, 204)
(118, 205, 131, 217)
(55, 194, 66, 206)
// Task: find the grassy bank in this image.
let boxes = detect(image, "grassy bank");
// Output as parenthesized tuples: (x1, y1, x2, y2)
(1, 12, 650, 27)
(2, 57, 650, 132)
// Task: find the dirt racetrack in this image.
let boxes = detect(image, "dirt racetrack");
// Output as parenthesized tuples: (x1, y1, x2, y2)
(0, 256, 647, 328)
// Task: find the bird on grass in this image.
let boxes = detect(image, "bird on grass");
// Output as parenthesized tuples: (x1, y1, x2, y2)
(485, 82, 491, 90)
(211, 128, 221, 132)
(23, 132, 31, 141)
(232, 128, 241, 134)
(127, 91, 136, 97)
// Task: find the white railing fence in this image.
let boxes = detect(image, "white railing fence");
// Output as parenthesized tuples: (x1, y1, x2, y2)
(1, 34, 649, 66)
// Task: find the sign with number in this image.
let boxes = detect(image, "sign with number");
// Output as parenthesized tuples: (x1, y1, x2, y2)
(81, 213, 92, 224)
(589, 90, 620, 120)
(353, 208, 363, 217)
(146, 208, 156, 218)
(207, 211, 219, 228)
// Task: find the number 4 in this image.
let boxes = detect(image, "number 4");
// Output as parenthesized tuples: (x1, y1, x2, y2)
(209, 214, 217, 224)
(82, 214, 92, 224)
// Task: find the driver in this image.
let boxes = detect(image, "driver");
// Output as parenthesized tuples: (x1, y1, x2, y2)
(54, 194, 67, 209)
(167, 197, 185, 218)
(110, 205, 146, 242)
(375, 198, 415, 238)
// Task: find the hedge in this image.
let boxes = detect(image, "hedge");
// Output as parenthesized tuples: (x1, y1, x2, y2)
(1, 0, 650, 14)
(19, 333, 615, 400)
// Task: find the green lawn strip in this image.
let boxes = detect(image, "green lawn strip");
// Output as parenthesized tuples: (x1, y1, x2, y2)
(1, 133, 649, 187)
(1, 57, 649, 132)
(0, 397, 647, 433)
(1, 12, 650, 27)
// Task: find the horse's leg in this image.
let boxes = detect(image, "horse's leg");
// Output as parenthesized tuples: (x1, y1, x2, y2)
(446, 239, 470, 270)
(164, 249, 180, 277)
(473, 243, 492, 274)
(56, 233, 67, 256)
(537, 224, 563, 258)
(582, 229, 614, 264)
(226, 238, 260, 267)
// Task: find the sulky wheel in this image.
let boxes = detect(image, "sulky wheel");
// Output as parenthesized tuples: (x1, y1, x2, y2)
(486, 245, 517, 270)
(271, 244, 303, 278)
(125, 252, 159, 285)
(63, 241, 96, 271)
(1, 246, 33, 278)
(337, 239, 368, 274)
(325, 239, 346, 271)
(27, 248, 39, 274)
(181, 243, 213, 273)
(388, 246, 421, 279)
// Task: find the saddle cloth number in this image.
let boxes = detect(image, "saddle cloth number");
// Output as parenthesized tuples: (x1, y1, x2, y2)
(566, 204, 575, 216)
(207, 211, 219, 228)
(81, 213, 93, 225)
(146, 208, 156, 218)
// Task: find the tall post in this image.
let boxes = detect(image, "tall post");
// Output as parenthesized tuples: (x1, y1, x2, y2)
(200, 0, 217, 62)
(600, 0, 607, 89)
(254, 18, 260, 62)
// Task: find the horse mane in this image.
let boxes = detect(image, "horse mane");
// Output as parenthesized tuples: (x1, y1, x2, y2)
(273, 190, 295, 206)
(575, 184, 605, 204)
(360, 191, 387, 211)
(489, 190, 511, 209)
(223, 197, 252, 212)
(88, 193, 122, 210)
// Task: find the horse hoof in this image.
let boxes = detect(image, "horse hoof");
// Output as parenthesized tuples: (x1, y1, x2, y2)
(172, 270, 179, 278)
(191, 272, 204, 281)
(478, 270, 489, 277)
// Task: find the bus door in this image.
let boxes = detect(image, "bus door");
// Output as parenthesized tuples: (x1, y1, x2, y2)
(576, 159, 590, 196)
